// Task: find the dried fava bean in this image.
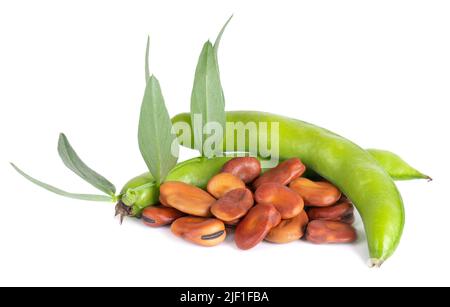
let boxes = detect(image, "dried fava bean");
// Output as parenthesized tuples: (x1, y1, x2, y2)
(159, 181, 216, 217)
(221, 157, 261, 183)
(207, 173, 246, 199)
(265, 211, 309, 243)
(142, 206, 186, 227)
(306, 220, 357, 244)
(171, 217, 226, 247)
(253, 158, 305, 189)
(235, 204, 281, 250)
(289, 178, 341, 207)
(211, 188, 254, 222)
(307, 201, 354, 224)
(254, 183, 304, 219)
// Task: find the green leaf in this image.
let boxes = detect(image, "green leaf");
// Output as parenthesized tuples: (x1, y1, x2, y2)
(214, 15, 233, 56)
(58, 133, 116, 196)
(11, 163, 113, 202)
(138, 75, 179, 184)
(145, 36, 150, 82)
(190, 41, 226, 156)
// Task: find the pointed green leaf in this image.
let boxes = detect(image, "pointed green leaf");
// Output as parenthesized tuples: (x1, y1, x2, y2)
(58, 133, 116, 195)
(190, 41, 226, 156)
(214, 15, 233, 56)
(138, 75, 179, 184)
(11, 163, 113, 202)
(145, 36, 150, 82)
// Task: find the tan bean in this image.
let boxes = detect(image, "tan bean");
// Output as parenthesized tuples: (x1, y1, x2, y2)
(159, 181, 215, 217)
(171, 217, 226, 247)
(221, 157, 261, 183)
(207, 173, 246, 199)
(305, 220, 357, 244)
(265, 211, 309, 243)
(289, 177, 341, 207)
(254, 183, 304, 219)
(235, 204, 281, 250)
(307, 201, 354, 224)
(253, 158, 306, 189)
(142, 206, 186, 227)
(211, 188, 254, 222)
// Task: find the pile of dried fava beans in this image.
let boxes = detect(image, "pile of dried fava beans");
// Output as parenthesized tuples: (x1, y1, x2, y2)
(142, 157, 357, 249)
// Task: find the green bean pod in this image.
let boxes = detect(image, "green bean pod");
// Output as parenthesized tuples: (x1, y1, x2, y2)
(367, 149, 431, 181)
(117, 156, 235, 219)
(172, 111, 405, 266)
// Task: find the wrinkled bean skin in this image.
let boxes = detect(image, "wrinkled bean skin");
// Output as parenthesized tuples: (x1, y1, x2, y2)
(211, 188, 254, 222)
(159, 182, 216, 217)
(142, 206, 186, 227)
(265, 211, 309, 243)
(254, 183, 304, 219)
(207, 173, 246, 199)
(307, 201, 354, 224)
(235, 204, 281, 250)
(253, 158, 306, 189)
(306, 220, 357, 244)
(289, 178, 341, 207)
(221, 157, 261, 183)
(171, 217, 226, 247)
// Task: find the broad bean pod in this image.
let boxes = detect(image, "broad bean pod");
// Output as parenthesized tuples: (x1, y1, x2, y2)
(171, 111, 405, 266)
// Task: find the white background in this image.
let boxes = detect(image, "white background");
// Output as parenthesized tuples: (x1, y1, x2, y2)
(1, 0, 449, 287)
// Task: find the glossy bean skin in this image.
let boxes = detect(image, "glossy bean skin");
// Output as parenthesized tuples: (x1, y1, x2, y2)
(142, 206, 186, 227)
(235, 204, 281, 250)
(254, 183, 304, 219)
(171, 217, 226, 247)
(289, 178, 341, 207)
(307, 201, 354, 224)
(253, 158, 306, 189)
(221, 157, 261, 183)
(159, 182, 216, 217)
(211, 188, 254, 222)
(306, 220, 357, 244)
(265, 211, 309, 243)
(172, 111, 405, 265)
(207, 173, 246, 199)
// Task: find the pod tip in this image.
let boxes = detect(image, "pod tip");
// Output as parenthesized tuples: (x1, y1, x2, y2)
(426, 176, 433, 182)
(368, 258, 384, 268)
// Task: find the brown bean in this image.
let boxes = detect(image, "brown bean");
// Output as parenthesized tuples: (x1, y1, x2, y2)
(289, 177, 341, 207)
(211, 188, 254, 222)
(221, 157, 261, 183)
(254, 183, 304, 219)
(235, 204, 281, 250)
(159, 181, 216, 217)
(265, 211, 309, 243)
(305, 220, 357, 244)
(253, 158, 306, 189)
(171, 217, 226, 247)
(224, 219, 240, 227)
(307, 201, 354, 224)
(142, 206, 186, 227)
(207, 173, 246, 199)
